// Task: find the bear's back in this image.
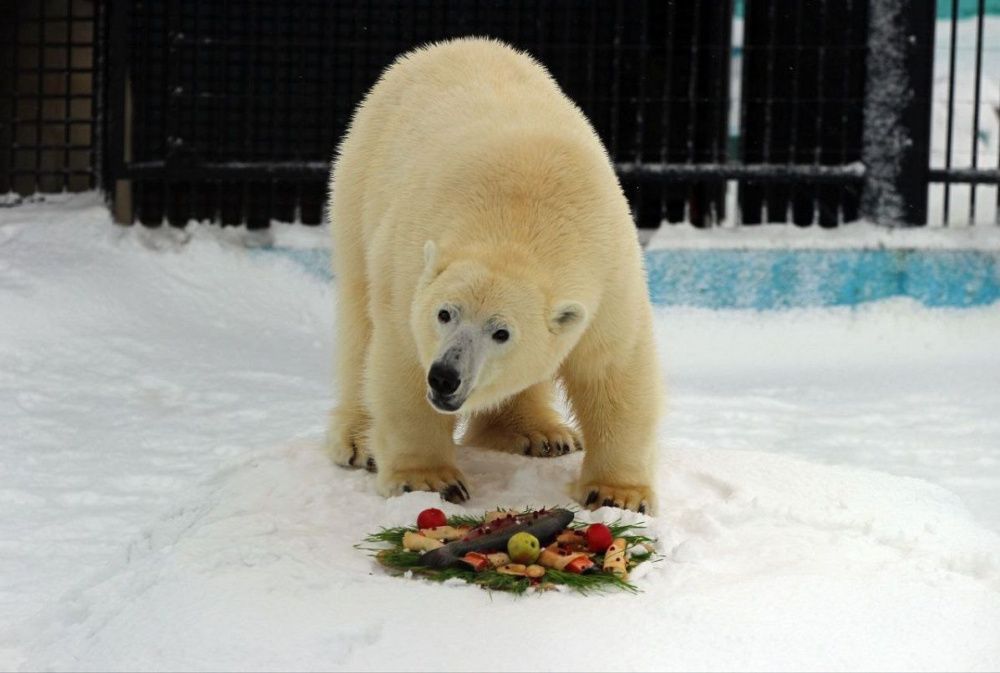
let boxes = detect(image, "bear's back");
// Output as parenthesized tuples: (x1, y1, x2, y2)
(353, 38, 600, 188)
(378, 38, 579, 131)
(333, 38, 612, 253)
(330, 37, 635, 310)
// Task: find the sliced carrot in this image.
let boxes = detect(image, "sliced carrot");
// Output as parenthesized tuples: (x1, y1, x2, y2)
(564, 556, 595, 574)
(461, 552, 490, 572)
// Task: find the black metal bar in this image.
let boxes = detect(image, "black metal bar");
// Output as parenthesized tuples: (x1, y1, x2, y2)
(836, 0, 856, 225)
(687, 1, 705, 224)
(686, 2, 702, 168)
(7, 168, 95, 176)
(122, 160, 871, 184)
(633, 0, 648, 164)
(11, 143, 93, 151)
(104, 0, 127, 205)
(7, 94, 95, 102)
(968, 0, 985, 224)
(34, 0, 44, 192)
(928, 168, 1000, 185)
(610, 0, 623, 159)
(585, 0, 596, 119)
(711, 0, 732, 225)
(6, 0, 20, 194)
(860, 0, 936, 225)
(191, 0, 203, 224)
(126, 160, 331, 178)
(10, 40, 95, 48)
(63, 0, 73, 191)
(943, 0, 959, 225)
(788, 1, 803, 172)
(11, 66, 96, 74)
(619, 161, 865, 183)
(92, 0, 104, 191)
(761, 0, 778, 221)
(12, 15, 97, 25)
(792, 0, 813, 226)
(658, 0, 677, 224)
(11, 118, 95, 126)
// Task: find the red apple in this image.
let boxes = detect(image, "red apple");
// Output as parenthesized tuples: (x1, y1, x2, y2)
(585, 523, 614, 552)
(417, 508, 447, 530)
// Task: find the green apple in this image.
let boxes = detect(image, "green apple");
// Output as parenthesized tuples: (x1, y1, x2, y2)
(507, 532, 541, 564)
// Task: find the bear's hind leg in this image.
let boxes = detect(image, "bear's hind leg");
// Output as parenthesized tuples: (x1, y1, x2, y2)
(463, 380, 583, 458)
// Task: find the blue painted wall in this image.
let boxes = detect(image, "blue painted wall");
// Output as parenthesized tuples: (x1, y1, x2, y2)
(644, 249, 1000, 309)
(262, 247, 1000, 310)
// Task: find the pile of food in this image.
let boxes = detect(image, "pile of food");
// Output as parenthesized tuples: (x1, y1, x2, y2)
(361, 507, 657, 594)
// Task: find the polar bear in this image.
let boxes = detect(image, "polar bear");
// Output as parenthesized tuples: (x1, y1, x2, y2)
(326, 37, 662, 512)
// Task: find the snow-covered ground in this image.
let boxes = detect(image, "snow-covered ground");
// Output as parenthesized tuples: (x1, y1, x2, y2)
(1, 194, 999, 671)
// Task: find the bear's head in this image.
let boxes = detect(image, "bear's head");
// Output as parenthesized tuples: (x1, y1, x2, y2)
(411, 241, 588, 414)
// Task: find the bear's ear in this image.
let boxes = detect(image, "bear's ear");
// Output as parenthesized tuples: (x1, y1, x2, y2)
(419, 240, 444, 285)
(548, 301, 587, 334)
(423, 240, 438, 269)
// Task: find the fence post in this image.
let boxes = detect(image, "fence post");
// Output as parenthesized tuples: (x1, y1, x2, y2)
(104, 0, 132, 223)
(860, 0, 936, 226)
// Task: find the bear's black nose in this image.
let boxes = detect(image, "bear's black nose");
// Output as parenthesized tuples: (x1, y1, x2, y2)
(428, 363, 461, 396)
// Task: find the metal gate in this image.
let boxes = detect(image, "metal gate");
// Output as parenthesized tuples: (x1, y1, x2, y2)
(2, 0, 998, 227)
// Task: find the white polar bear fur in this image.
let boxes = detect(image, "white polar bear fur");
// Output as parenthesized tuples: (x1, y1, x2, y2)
(326, 37, 662, 512)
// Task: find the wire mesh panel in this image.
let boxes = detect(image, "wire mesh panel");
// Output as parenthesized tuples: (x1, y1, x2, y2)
(739, 0, 869, 226)
(0, 0, 98, 198)
(5, 0, 996, 228)
(109, 0, 733, 227)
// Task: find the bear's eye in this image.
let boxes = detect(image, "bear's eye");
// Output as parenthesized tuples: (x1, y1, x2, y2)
(437, 309, 451, 324)
(492, 329, 510, 343)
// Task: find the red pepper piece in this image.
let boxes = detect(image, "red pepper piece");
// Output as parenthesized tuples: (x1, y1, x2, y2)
(564, 556, 595, 574)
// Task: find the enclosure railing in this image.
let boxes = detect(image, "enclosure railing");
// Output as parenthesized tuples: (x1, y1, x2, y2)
(931, 0, 1000, 225)
(0, 0, 100, 199)
(2, 0, 998, 227)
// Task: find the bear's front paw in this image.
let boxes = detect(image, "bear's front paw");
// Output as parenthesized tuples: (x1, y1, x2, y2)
(467, 423, 583, 458)
(326, 433, 377, 473)
(326, 408, 375, 472)
(377, 465, 470, 503)
(577, 482, 654, 514)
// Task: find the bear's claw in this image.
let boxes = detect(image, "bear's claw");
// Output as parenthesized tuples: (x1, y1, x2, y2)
(379, 465, 470, 503)
(577, 483, 654, 514)
(468, 423, 583, 459)
(326, 409, 373, 472)
(328, 436, 374, 472)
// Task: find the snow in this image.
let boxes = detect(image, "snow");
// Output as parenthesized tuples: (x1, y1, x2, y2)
(2, 193, 1000, 671)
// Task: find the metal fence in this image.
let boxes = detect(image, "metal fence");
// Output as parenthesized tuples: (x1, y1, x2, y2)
(2, 0, 998, 227)
(930, 0, 1000, 225)
(0, 0, 99, 199)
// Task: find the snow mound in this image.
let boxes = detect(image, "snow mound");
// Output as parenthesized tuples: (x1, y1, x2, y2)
(14, 441, 1000, 671)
